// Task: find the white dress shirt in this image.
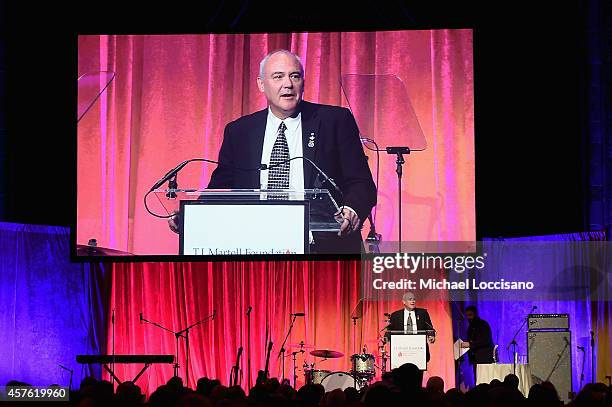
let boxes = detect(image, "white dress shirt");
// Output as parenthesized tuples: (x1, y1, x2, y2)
(403, 308, 417, 333)
(260, 108, 304, 190)
(259, 106, 357, 243)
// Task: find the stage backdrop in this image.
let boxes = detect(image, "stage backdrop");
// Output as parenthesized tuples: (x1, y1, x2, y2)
(0, 222, 110, 388)
(453, 231, 610, 393)
(108, 260, 455, 395)
(77, 30, 475, 254)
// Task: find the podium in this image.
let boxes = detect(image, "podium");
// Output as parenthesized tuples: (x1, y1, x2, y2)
(387, 330, 434, 371)
(153, 189, 342, 255)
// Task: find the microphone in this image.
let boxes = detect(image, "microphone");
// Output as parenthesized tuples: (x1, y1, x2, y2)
(139, 313, 143, 323)
(237, 346, 243, 358)
(261, 157, 343, 198)
(291, 312, 305, 317)
(149, 160, 191, 192)
(112, 309, 115, 324)
(213, 310, 217, 320)
(58, 364, 73, 372)
(148, 158, 226, 192)
(417, 314, 436, 332)
(246, 306, 252, 316)
(360, 137, 375, 144)
(577, 345, 585, 351)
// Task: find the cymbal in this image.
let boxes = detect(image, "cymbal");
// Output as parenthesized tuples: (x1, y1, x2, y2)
(310, 349, 344, 359)
(76, 244, 134, 256)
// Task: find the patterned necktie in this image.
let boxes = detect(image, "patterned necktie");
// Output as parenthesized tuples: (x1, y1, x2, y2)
(268, 122, 290, 189)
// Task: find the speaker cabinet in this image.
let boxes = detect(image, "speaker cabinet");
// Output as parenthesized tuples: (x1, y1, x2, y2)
(528, 313, 569, 330)
(527, 330, 572, 403)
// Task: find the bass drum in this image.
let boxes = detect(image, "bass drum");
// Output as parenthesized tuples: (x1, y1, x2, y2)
(320, 371, 362, 392)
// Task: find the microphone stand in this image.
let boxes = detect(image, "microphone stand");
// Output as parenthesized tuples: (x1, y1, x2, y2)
(578, 347, 585, 390)
(290, 350, 303, 389)
(140, 312, 215, 387)
(277, 314, 299, 382)
(351, 316, 358, 356)
(58, 364, 73, 392)
(507, 307, 535, 375)
(177, 314, 215, 387)
(385, 147, 410, 252)
(246, 306, 252, 390)
(230, 347, 243, 387)
(111, 308, 115, 386)
(590, 331, 595, 383)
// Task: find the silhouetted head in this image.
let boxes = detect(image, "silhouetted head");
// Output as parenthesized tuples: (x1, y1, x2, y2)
(396, 363, 423, 389)
(465, 305, 478, 322)
(426, 376, 445, 394)
(503, 373, 520, 390)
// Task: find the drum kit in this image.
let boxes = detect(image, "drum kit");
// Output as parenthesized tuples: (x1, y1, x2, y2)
(301, 347, 378, 391)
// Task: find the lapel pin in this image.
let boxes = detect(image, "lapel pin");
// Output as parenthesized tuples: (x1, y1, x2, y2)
(308, 132, 315, 148)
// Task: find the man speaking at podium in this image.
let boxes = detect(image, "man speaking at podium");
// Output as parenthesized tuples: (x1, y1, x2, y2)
(173, 49, 376, 253)
(386, 292, 436, 362)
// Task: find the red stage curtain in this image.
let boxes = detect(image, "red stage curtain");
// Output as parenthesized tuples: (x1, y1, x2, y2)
(77, 30, 475, 254)
(108, 260, 454, 395)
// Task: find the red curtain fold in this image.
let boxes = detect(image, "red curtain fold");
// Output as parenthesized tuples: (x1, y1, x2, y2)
(108, 260, 454, 395)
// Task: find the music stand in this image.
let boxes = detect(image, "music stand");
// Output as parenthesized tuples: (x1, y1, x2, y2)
(341, 74, 427, 250)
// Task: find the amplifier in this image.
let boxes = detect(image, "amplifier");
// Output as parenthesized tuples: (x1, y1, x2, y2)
(528, 314, 569, 330)
(528, 330, 572, 403)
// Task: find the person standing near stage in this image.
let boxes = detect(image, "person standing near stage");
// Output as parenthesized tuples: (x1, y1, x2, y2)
(461, 305, 495, 376)
(386, 292, 436, 362)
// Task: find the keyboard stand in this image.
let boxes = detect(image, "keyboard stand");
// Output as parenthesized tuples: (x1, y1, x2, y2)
(102, 362, 152, 384)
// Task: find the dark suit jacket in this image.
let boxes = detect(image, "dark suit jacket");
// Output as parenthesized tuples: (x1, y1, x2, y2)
(208, 101, 377, 253)
(386, 307, 435, 362)
(467, 317, 494, 364)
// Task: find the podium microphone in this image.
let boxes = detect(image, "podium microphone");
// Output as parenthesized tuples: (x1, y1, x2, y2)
(246, 306, 252, 316)
(417, 314, 436, 332)
(139, 313, 143, 323)
(291, 312, 305, 317)
(149, 160, 190, 192)
(261, 157, 343, 197)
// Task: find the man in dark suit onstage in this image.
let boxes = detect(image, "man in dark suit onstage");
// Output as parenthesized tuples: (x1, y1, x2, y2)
(462, 305, 495, 378)
(386, 292, 436, 363)
(206, 49, 377, 253)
